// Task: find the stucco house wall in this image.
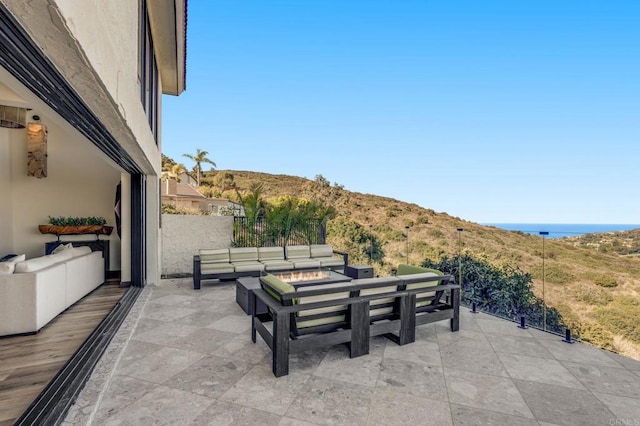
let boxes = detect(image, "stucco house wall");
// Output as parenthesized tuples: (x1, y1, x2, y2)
(53, 0, 163, 174)
(0, 0, 185, 282)
(161, 215, 234, 276)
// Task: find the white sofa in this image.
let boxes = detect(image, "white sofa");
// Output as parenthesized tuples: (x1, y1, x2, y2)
(0, 246, 105, 336)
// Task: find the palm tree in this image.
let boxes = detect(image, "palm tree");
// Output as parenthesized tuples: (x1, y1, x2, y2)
(236, 183, 267, 246)
(182, 148, 216, 186)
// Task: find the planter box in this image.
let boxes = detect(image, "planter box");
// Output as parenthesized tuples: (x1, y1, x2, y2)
(38, 225, 113, 236)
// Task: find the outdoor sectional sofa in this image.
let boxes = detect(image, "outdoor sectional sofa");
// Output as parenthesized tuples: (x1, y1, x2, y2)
(192, 244, 349, 290)
(0, 245, 105, 337)
(251, 264, 460, 377)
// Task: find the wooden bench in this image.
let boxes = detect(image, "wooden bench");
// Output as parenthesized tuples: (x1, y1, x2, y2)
(251, 272, 460, 377)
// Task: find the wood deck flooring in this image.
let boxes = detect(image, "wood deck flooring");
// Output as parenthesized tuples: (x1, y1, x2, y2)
(0, 279, 127, 425)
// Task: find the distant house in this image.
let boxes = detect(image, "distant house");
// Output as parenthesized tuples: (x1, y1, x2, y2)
(161, 177, 244, 215)
(179, 171, 198, 188)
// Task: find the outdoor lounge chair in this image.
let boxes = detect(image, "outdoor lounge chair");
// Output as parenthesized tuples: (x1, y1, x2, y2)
(253, 274, 402, 376)
(252, 272, 459, 377)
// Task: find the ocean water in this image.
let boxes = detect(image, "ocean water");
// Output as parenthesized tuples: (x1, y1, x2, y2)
(482, 223, 640, 239)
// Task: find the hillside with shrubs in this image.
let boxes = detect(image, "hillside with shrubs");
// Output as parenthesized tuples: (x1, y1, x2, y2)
(172, 167, 640, 360)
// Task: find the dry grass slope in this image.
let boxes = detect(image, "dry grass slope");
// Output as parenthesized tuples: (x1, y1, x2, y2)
(204, 170, 640, 360)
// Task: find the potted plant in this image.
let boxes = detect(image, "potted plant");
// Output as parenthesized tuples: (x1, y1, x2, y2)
(38, 216, 114, 236)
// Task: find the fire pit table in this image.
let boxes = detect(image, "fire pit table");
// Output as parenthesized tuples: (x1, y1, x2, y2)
(272, 270, 352, 288)
(235, 270, 351, 315)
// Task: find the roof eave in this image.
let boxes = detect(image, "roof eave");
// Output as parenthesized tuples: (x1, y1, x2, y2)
(147, 0, 187, 96)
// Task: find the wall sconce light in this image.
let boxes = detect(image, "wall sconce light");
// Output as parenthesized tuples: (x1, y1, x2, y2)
(0, 105, 28, 128)
(27, 122, 47, 178)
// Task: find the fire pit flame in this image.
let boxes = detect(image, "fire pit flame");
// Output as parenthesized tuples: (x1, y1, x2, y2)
(275, 270, 330, 283)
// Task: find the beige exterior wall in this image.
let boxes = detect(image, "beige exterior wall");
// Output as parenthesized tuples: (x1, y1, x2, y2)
(161, 215, 234, 276)
(146, 177, 161, 284)
(54, 0, 163, 172)
(1, 0, 162, 175)
(0, 128, 17, 257)
(0, 1, 184, 283)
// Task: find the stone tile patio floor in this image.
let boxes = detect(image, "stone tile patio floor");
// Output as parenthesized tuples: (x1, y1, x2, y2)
(63, 278, 640, 426)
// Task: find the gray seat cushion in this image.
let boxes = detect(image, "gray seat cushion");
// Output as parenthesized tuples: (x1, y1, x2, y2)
(233, 261, 265, 273)
(289, 259, 322, 269)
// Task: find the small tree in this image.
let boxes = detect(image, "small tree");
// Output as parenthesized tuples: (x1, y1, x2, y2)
(326, 216, 385, 265)
(235, 183, 267, 246)
(161, 163, 186, 181)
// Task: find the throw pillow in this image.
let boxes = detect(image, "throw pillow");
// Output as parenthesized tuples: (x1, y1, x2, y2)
(0, 254, 26, 275)
(0, 261, 15, 275)
(52, 243, 73, 254)
(9, 254, 26, 263)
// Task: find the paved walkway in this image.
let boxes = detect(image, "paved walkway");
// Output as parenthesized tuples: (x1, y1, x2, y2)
(64, 278, 640, 425)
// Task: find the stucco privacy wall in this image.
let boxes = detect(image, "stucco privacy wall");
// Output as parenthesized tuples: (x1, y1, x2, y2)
(6, 115, 121, 268)
(161, 215, 234, 276)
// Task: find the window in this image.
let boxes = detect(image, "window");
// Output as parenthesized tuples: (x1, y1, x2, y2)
(139, 0, 159, 142)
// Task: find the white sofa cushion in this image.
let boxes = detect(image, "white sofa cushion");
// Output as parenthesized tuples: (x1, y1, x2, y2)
(15, 255, 58, 273)
(49, 249, 76, 263)
(70, 246, 92, 257)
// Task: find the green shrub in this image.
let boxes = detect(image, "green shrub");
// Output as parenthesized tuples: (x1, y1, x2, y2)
(385, 208, 397, 218)
(531, 265, 574, 284)
(427, 229, 444, 238)
(48, 216, 107, 226)
(592, 296, 640, 344)
(416, 214, 430, 224)
(161, 204, 202, 215)
(576, 322, 615, 350)
(574, 286, 613, 306)
(422, 254, 566, 333)
(377, 225, 405, 242)
(594, 275, 618, 288)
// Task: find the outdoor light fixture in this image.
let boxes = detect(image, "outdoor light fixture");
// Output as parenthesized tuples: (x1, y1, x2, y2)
(456, 228, 463, 290)
(27, 122, 47, 178)
(540, 231, 549, 331)
(0, 105, 28, 128)
(369, 224, 374, 264)
(405, 225, 410, 264)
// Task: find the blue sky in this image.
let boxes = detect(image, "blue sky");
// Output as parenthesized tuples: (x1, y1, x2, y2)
(162, 1, 639, 224)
